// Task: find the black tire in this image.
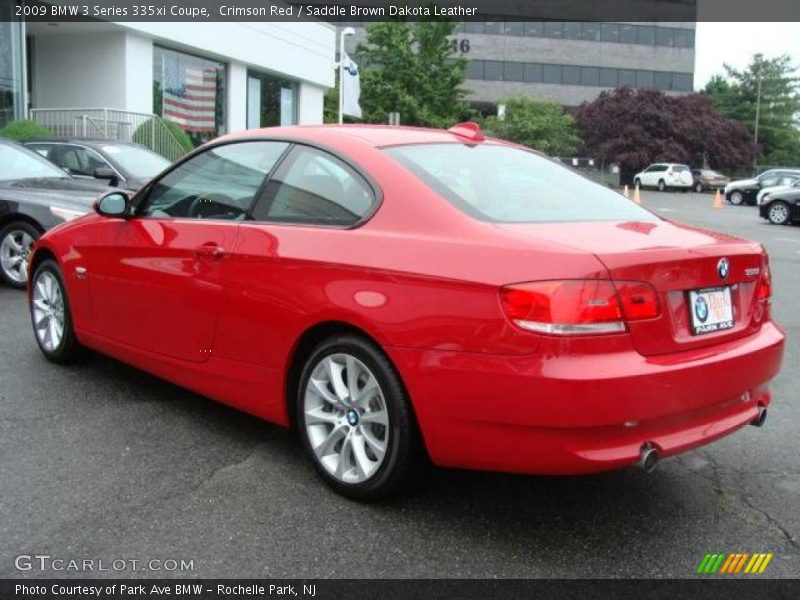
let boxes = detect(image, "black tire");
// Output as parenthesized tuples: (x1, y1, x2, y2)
(695, 182, 704, 193)
(767, 201, 792, 225)
(658, 179, 667, 192)
(29, 259, 86, 364)
(296, 334, 425, 501)
(0, 220, 40, 289)
(729, 190, 744, 206)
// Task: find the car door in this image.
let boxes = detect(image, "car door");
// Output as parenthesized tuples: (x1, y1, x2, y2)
(643, 165, 661, 186)
(85, 140, 289, 363)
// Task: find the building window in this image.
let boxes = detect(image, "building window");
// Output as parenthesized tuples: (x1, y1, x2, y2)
(525, 21, 544, 37)
(484, 61, 504, 81)
(619, 24, 637, 44)
(466, 60, 484, 80)
(675, 28, 695, 48)
(544, 21, 564, 38)
(673, 73, 694, 91)
(582, 22, 601, 41)
(0, 11, 24, 128)
(599, 68, 618, 87)
(563, 22, 582, 40)
(637, 26, 656, 45)
(504, 21, 524, 36)
(524, 63, 543, 83)
(655, 27, 675, 46)
(600, 23, 620, 42)
(247, 70, 297, 129)
(503, 62, 524, 82)
(153, 46, 226, 146)
(562, 65, 581, 85)
(636, 70, 655, 89)
(618, 69, 637, 87)
(464, 21, 485, 34)
(543, 64, 562, 84)
(484, 19, 504, 35)
(654, 71, 673, 91)
(581, 66, 600, 86)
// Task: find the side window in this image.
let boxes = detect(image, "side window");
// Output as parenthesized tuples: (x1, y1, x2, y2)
(252, 146, 375, 227)
(59, 146, 107, 176)
(760, 177, 778, 187)
(27, 144, 54, 159)
(140, 141, 288, 220)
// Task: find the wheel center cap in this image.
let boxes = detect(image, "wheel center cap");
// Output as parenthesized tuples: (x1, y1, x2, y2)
(346, 409, 359, 426)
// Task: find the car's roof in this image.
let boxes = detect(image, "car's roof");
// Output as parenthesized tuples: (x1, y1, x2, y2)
(224, 124, 495, 148)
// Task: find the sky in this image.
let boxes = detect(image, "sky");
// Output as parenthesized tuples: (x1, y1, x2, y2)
(694, 22, 800, 90)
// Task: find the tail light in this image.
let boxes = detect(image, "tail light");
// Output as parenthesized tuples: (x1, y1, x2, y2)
(499, 280, 660, 335)
(755, 261, 772, 322)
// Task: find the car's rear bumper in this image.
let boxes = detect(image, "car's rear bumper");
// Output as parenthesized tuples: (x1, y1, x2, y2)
(388, 322, 785, 475)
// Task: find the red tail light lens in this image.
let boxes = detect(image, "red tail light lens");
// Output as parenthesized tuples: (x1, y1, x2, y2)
(499, 280, 624, 335)
(499, 280, 660, 335)
(615, 281, 661, 320)
(757, 266, 772, 302)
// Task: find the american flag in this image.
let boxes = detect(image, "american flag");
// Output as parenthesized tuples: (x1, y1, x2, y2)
(162, 62, 217, 133)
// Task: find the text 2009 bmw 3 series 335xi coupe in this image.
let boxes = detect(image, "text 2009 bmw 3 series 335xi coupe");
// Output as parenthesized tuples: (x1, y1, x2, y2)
(28, 123, 785, 500)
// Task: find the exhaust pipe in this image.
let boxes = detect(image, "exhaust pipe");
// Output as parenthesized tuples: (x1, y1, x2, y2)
(636, 443, 660, 473)
(751, 406, 767, 428)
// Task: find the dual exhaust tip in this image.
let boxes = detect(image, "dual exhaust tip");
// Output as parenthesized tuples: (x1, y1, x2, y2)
(635, 406, 767, 473)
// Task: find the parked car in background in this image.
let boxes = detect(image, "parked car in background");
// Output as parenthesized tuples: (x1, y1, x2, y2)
(28, 124, 784, 500)
(633, 163, 693, 191)
(23, 139, 171, 192)
(724, 169, 800, 206)
(756, 176, 800, 206)
(0, 140, 106, 288)
(759, 183, 800, 225)
(691, 169, 730, 193)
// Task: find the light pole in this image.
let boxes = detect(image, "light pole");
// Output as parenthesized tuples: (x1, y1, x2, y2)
(752, 55, 763, 174)
(338, 27, 355, 125)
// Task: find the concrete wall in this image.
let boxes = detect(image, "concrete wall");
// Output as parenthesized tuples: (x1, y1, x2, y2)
(298, 82, 325, 125)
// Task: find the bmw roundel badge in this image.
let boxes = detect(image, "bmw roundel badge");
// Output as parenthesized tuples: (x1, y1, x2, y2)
(717, 258, 730, 280)
(694, 296, 709, 323)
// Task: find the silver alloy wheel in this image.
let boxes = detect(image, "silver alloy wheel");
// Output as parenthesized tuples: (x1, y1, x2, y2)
(31, 271, 65, 352)
(0, 229, 35, 284)
(695, 182, 703, 193)
(304, 353, 389, 484)
(768, 202, 790, 224)
(730, 191, 744, 205)
(658, 180, 666, 192)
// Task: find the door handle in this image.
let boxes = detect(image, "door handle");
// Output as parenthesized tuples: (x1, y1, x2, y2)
(194, 244, 225, 259)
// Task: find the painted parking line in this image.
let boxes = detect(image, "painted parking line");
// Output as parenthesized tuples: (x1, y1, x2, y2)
(774, 237, 800, 244)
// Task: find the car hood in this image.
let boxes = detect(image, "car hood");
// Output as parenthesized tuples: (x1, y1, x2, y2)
(0, 177, 103, 211)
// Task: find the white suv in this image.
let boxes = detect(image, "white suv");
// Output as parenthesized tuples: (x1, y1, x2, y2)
(633, 163, 693, 191)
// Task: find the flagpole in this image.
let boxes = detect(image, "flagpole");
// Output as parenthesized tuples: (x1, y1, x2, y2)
(338, 27, 355, 125)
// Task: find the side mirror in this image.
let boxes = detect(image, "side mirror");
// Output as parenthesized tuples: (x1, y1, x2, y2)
(94, 167, 120, 187)
(94, 191, 130, 218)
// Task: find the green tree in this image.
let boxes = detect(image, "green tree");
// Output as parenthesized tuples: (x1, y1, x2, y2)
(356, 20, 470, 127)
(0, 119, 52, 140)
(482, 96, 580, 155)
(703, 54, 800, 166)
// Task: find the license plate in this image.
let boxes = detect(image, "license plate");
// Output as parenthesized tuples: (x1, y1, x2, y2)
(688, 287, 734, 335)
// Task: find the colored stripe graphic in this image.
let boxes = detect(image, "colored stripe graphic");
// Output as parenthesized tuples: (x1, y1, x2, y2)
(698, 552, 773, 575)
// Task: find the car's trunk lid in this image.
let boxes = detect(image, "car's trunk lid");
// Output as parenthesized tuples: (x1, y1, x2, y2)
(494, 220, 767, 356)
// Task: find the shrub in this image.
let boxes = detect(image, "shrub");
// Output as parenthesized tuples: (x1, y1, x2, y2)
(132, 118, 194, 155)
(0, 120, 53, 141)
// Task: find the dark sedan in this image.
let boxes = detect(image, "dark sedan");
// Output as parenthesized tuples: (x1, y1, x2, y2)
(691, 169, 730, 193)
(23, 139, 171, 192)
(0, 139, 107, 288)
(759, 185, 800, 225)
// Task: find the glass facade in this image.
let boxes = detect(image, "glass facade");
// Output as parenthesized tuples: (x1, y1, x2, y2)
(153, 46, 226, 146)
(0, 5, 25, 128)
(466, 60, 693, 92)
(246, 70, 297, 129)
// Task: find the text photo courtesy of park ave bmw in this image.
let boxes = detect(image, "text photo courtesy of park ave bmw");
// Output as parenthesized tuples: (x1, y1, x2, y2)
(0, 0, 799, 597)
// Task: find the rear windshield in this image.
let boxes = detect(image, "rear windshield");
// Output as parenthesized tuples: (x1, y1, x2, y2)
(673, 165, 689, 172)
(384, 143, 657, 223)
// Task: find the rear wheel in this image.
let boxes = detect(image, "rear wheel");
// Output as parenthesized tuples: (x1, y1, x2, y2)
(0, 221, 39, 289)
(29, 259, 86, 363)
(729, 190, 744, 205)
(658, 179, 667, 192)
(767, 201, 791, 225)
(296, 334, 424, 500)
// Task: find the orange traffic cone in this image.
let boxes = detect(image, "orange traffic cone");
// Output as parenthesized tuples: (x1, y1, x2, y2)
(713, 189, 723, 209)
(633, 183, 641, 205)
(623, 184, 629, 198)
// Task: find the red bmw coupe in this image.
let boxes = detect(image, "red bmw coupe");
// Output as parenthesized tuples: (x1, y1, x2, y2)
(28, 124, 785, 499)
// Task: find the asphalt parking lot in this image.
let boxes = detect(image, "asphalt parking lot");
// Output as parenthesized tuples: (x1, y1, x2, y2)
(1, 190, 798, 579)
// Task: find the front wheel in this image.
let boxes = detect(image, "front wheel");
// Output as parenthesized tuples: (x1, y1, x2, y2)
(658, 179, 667, 192)
(767, 201, 791, 225)
(729, 190, 744, 205)
(297, 335, 424, 500)
(695, 182, 704, 193)
(29, 259, 86, 363)
(0, 221, 39, 289)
